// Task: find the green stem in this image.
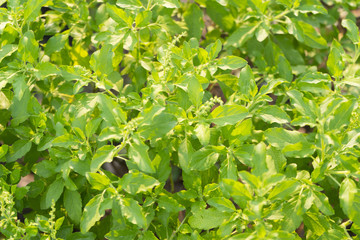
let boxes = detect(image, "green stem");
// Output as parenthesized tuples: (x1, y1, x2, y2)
(273, 9, 291, 21)
(169, 214, 188, 240)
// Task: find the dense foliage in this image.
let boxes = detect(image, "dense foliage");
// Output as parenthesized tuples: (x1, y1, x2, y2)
(1, 0, 360, 239)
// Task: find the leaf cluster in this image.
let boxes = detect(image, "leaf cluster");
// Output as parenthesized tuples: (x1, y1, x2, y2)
(1, 0, 360, 239)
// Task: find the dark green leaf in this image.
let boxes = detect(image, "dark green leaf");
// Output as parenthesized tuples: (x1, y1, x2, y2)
(6, 140, 32, 163)
(64, 189, 82, 225)
(40, 178, 65, 209)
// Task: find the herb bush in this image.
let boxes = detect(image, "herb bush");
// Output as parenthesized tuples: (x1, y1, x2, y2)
(1, 0, 360, 239)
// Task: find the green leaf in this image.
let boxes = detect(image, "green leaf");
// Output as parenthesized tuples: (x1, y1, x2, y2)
(327, 99, 356, 131)
(23, 0, 47, 23)
(10, 75, 30, 125)
(218, 56, 247, 70)
(86, 172, 111, 190)
(248, 0, 269, 13)
(278, 55, 292, 82)
(339, 178, 357, 217)
(64, 189, 82, 225)
(184, 3, 204, 40)
(264, 128, 315, 157)
(44, 34, 68, 56)
(298, 21, 327, 49)
(90, 145, 117, 172)
(189, 208, 232, 230)
(313, 191, 334, 216)
(255, 25, 268, 42)
(40, 178, 65, 209)
(0, 44, 17, 64)
(106, 3, 131, 27)
(120, 171, 160, 195)
(18, 30, 39, 63)
(220, 179, 252, 208)
(32, 160, 56, 178)
(190, 146, 220, 171)
(219, 155, 238, 181)
(342, 19, 360, 44)
(0, 92, 10, 110)
(207, 197, 236, 212)
(116, 0, 143, 10)
(208, 105, 248, 126)
(67, 232, 96, 240)
(135, 10, 152, 28)
(275, 0, 292, 8)
(120, 198, 147, 228)
(187, 76, 203, 107)
(206, 0, 234, 31)
(90, 44, 114, 76)
(268, 179, 300, 200)
(281, 199, 303, 232)
(238, 171, 261, 189)
(0, 144, 8, 160)
(287, 89, 317, 121)
(98, 127, 123, 142)
(35, 62, 60, 78)
(178, 139, 193, 174)
(128, 135, 156, 174)
(157, 194, 185, 212)
(138, 108, 177, 139)
(289, 20, 327, 49)
(230, 118, 252, 145)
(327, 40, 345, 78)
(225, 24, 257, 48)
(252, 142, 268, 177)
(297, 1, 327, 14)
(6, 140, 32, 163)
(80, 194, 112, 233)
(346, 194, 360, 226)
(97, 94, 127, 126)
(162, 0, 180, 8)
(266, 146, 287, 173)
(194, 123, 210, 146)
(256, 105, 290, 124)
(303, 212, 328, 236)
(207, 39, 222, 60)
(296, 72, 332, 94)
(238, 65, 257, 99)
(52, 133, 79, 148)
(215, 74, 238, 91)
